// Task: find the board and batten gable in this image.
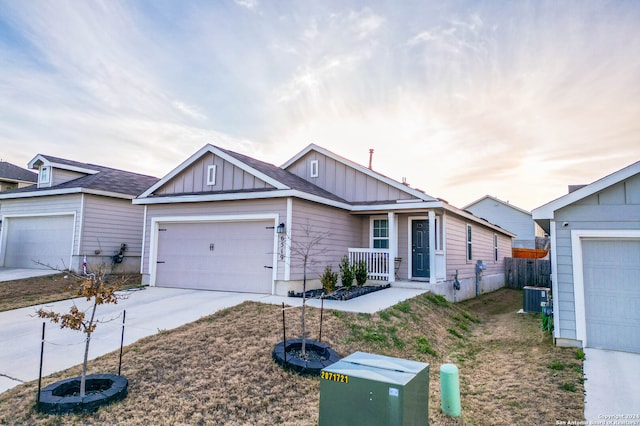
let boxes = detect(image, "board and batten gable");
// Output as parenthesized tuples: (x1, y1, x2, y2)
(284, 150, 417, 203)
(550, 173, 640, 344)
(153, 152, 275, 196)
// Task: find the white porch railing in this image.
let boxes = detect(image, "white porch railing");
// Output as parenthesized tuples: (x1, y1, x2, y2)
(348, 248, 390, 281)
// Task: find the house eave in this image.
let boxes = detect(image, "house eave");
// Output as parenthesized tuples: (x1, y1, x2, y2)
(0, 188, 135, 200)
(532, 160, 640, 220)
(28, 155, 100, 175)
(133, 189, 353, 209)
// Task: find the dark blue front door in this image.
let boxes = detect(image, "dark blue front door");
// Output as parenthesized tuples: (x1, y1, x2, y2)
(412, 220, 430, 278)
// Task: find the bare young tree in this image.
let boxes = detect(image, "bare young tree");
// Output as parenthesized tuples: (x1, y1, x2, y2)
(287, 224, 331, 357)
(37, 265, 126, 398)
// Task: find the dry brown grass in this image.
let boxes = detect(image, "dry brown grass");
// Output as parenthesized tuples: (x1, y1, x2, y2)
(0, 274, 143, 312)
(0, 287, 584, 425)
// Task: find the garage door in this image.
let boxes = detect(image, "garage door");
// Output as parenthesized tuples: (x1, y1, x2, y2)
(583, 239, 640, 353)
(3, 215, 74, 270)
(155, 220, 274, 293)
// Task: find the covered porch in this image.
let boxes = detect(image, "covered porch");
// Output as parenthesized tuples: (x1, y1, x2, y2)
(348, 210, 446, 284)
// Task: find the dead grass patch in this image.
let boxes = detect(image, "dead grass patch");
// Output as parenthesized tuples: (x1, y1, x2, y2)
(0, 288, 583, 424)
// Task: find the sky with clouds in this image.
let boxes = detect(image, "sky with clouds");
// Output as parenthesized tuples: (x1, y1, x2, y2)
(1, 0, 639, 211)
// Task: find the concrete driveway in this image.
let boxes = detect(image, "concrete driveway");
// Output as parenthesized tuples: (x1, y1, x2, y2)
(0, 267, 60, 282)
(0, 286, 426, 394)
(583, 348, 640, 421)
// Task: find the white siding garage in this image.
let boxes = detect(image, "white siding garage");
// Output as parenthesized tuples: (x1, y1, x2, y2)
(581, 239, 640, 353)
(2, 215, 74, 270)
(154, 220, 275, 293)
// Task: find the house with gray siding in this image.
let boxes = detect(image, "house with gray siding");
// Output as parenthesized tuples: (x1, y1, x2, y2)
(135, 144, 514, 301)
(532, 161, 640, 353)
(0, 155, 158, 273)
(463, 195, 545, 248)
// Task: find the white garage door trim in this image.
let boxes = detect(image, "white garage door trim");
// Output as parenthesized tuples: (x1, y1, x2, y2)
(571, 229, 640, 349)
(0, 212, 76, 269)
(148, 214, 281, 293)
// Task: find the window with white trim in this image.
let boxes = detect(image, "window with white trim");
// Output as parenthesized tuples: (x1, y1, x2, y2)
(310, 160, 319, 178)
(207, 165, 217, 186)
(494, 234, 499, 262)
(466, 224, 473, 261)
(39, 166, 50, 184)
(372, 218, 389, 249)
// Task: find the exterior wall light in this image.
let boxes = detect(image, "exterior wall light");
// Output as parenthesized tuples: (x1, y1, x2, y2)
(276, 223, 286, 234)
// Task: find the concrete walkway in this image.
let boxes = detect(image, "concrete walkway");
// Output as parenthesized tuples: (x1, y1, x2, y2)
(583, 348, 640, 421)
(0, 286, 427, 394)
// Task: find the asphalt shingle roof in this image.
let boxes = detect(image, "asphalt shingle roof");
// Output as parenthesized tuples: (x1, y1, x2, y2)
(0, 161, 37, 183)
(2, 155, 158, 197)
(217, 146, 350, 204)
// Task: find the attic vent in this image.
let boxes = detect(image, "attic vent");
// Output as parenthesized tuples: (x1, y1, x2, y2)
(207, 165, 217, 186)
(310, 160, 319, 178)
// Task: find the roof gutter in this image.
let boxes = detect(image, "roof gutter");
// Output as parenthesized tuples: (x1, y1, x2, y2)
(0, 187, 136, 200)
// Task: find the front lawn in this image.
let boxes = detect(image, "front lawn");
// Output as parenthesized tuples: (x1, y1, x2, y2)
(0, 273, 143, 312)
(0, 288, 584, 424)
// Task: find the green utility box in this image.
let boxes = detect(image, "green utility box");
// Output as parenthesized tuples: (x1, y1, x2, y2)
(318, 351, 429, 426)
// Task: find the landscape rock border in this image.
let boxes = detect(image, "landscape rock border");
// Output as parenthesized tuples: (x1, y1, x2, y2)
(38, 374, 128, 415)
(272, 338, 340, 376)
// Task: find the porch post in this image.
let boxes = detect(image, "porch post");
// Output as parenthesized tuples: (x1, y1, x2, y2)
(428, 210, 436, 284)
(388, 211, 396, 283)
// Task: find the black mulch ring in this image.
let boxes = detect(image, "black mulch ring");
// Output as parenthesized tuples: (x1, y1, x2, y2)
(272, 338, 340, 376)
(38, 374, 128, 415)
(288, 284, 391, 300)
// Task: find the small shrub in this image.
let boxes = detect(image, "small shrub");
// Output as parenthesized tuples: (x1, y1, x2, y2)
(339, 256, 355, 289)
(355, 261, 368, 287)
(575, 348, 585, 361)
(320, 265, 338, 293)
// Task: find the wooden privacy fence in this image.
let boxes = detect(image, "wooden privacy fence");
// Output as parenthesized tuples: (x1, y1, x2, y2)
(505, 258, 551, 289)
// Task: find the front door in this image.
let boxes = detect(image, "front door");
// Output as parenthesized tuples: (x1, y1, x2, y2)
(411, 220, 430, 278)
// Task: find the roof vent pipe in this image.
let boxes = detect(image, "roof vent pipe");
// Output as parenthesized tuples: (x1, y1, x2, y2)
(368, 149, 374, 170)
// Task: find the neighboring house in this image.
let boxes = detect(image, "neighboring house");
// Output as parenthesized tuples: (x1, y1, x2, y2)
(0, 161, 37, 191)
(532, 161, 640, 353)
(0, 155, 158, 273)
(463, 195, 545, 248)
(134, 144, 514, 301)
